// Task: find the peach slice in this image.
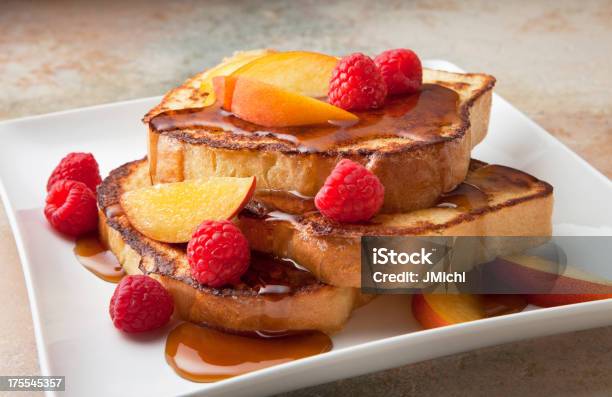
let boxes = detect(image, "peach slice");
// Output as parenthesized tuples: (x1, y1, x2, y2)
(121, 176, 255, 243)
(199, 49, 274, 107)
(230, 51, 339, 97)
(412, 294, 527, 329)
(491, 255, 612, 307)
(213, 76, 358, 127)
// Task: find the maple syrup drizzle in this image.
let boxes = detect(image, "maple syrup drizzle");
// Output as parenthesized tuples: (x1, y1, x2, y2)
(163, 252, 331, 383)
(435, 163, 540, 211)
(436, 183, 488, 210)
(74, 234, 125, 283)
(235, 252, 319, 299)
(165, 323, 332, 382)
(149, 84, 460, 153)
(466, 164, 537, 194)
(481, 294, 527, 317)
(254, 190, 316, 215)
(245, 164, 535, 222)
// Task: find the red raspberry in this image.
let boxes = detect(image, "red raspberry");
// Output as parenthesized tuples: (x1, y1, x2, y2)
(328, 53, 387, 111)
(187, 220, 250, 287)
(315, 159, 385, 223)
(44, 180, 98, 237)
(374, 49, 422, 95)
(47, 152, 102, 192)
(109, 275, 174, 333)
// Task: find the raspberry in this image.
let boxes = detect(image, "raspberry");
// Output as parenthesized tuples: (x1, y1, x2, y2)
(47, 152, 102, 192)
(374, 49, 422, 95)
(315, 159, 384, 223)
(109, 275, 174, 333)
(328, 53, 387, 111)
(44, 180, 98, 237)
(187, 220, 250, 287)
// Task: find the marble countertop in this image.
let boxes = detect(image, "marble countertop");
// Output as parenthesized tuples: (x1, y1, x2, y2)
(1, 1, 611, 396)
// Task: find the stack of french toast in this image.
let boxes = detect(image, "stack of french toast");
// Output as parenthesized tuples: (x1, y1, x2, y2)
(98, 49, 553, 335)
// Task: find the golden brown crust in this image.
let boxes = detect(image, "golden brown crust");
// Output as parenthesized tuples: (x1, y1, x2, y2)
(146, 65, 496, 213)
(97, 158, 371, 334)
(236, 160, 554, 288)
(99, 157, 553, 292)
(146, 70, 495, 156)
(143, 49, 276, 124)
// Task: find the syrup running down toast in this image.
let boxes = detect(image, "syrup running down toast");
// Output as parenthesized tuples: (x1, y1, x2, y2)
(98, 159, 372, 334)
(238, 160, 553, 288)
(144, 50, 495, 213)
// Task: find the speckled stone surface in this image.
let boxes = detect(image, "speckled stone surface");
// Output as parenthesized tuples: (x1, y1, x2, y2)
(0, 1, 611, 396)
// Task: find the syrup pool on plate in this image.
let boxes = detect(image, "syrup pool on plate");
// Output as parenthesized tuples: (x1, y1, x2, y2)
(165, 322, 332, 382)
(74, 234, 125, 283)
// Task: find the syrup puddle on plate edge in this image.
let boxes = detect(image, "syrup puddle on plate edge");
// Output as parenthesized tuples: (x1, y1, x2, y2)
(74, 233, 125, 283)
(72, 234, 525, 383)
(165, 322, 332, 382)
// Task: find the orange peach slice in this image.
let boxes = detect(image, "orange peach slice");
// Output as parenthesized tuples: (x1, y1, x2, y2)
(213, 76, 358, 127)
(199, 49, 274, 107)
(230, 51, 339, 97)
(492, 255, 612, 307)
(121, 176, 255, 243)
(412, 294, 527, 329)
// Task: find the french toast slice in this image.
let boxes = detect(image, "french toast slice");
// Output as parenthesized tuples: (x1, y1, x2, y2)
(237, 160, 554, 288)
(98, 159, 371, 335)
(144, 51, 496, 213)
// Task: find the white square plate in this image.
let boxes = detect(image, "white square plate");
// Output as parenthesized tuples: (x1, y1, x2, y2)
(1, 60, 611, 397)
